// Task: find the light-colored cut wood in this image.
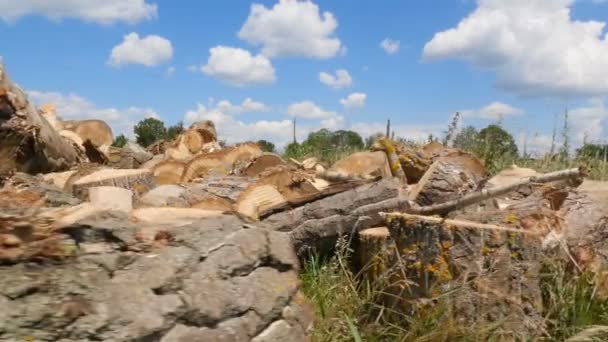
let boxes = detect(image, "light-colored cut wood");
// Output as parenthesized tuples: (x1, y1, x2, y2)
(72, 169, 154, 200)
(152, 160, 187, 185)
(235, 184, 288, 220)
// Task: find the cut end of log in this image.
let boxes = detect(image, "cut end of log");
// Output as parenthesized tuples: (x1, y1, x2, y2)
(236, 184, 288, 220)
(359, 226, 390, 239)
(72, 168, 154, 200)
(241, 153, 286, 177)
(152, 160, 187, 185)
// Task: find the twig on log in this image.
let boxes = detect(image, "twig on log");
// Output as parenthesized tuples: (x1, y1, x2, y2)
(379, 212, 542, 236)
(407, 167, 586, 215)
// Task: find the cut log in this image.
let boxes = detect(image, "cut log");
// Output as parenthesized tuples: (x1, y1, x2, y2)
(152, 160, 187, 185)
(38, 103, 62, 130)
(329, 151, 392, 180)
(130, 207, 224, 227)
(63, 165, 108, 193)
(146, 139, 168, 155)
(181, 129, 205, 153)
(410, 167, 586, 216)
(410, 158, 486, 207)
(181, 143, 263, 182)
(262, 178, 402, 257)
(0, 60, 82, 176)
(139, 154, 164, 170)
(164, 140, 193, 162)
(137, 184, 186, 207)
(190, 195, 233, 212)
(61, 119, 113, 149)
(240, 153, 286, 177)
(89, 186, 133, 213)
(370, 138, 406, 181)
(123, 141, 153, 164)
(235, 184, 288, 220)
(72, 169, 154, 200)
(254, 166, 321, 206)
(189, 120, 217, 143)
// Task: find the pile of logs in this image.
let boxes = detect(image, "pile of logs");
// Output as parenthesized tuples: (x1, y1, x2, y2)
(1, 59, 606, 340)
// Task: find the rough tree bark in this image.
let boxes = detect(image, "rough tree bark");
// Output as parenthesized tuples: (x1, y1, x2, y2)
(0, 59, 82, 176)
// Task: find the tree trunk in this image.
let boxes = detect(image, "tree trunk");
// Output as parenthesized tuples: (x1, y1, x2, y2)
(381, 211, 544, 340)
(0, 60, 82, 176)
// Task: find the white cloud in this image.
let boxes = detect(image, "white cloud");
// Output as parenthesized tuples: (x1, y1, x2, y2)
(350, 122, 443, 142)
(166, 66, 175, 76)
(461, 101, 523, 120)
(519, 133, 554, 157)
(238, 0, 343, 59)
(340, 92, 367, 109)
(423, 0, 608, 97)
(380, 38, 400, 54)
(199, 46, 276, 87)
(108, 33, 173, 67)
(0, 0, 157, 24)
(320, 116, 345, 130)
(287, 101, 337, 119)
(27, 90, 158, 138)
(569, 98, 608, 144)
(184, 103, 300, 147)
(319, 69, 352, 89)
(214, 98, 271, 115)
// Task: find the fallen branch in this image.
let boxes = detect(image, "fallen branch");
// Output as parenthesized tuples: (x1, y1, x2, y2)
(407, 167, 586, 215)
(379, 212, 542, 236)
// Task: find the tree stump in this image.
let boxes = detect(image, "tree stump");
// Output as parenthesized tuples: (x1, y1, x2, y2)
(383, 212, 544, 340)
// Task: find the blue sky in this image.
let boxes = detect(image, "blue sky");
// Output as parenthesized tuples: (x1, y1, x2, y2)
(1, 0, 608, 153)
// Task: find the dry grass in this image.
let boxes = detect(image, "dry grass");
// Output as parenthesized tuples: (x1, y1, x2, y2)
(300, 241, 608, 341)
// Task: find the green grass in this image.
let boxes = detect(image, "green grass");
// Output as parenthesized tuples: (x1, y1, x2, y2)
(300, 245, 608, 341)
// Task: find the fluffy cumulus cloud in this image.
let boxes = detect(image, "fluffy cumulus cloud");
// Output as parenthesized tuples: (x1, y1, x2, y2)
(380, 38, 400, 54)
(570, 98, 608, 144)
(287, 101, 338, 119)
(0, 0, 157, 24)
(28, 90, 158, 137)
(340, 92, 367, 109)
(184, 101, 299, 146)
(214, 98, 271, 115)
(423, 0, 608, 97)
(319, 69, 352, 89)
(108, 33, 173, 67)
(238, 0, 343, 59)
(199, 46, 276, 87)
(461, 101, 523, 120)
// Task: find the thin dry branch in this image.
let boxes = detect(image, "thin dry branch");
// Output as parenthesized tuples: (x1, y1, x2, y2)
(407, 167, 586, 215)
(379, 212, 542, 236)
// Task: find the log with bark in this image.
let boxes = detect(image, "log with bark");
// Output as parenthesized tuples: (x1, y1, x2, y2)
(409, 156, 487, 207)
(189, 120, 217, 143)
(408, 167, 586, 216)
(262, 178, 403, 257)
(0, 60, 82, 176)
(380, 211, 545, 340)
(72, 169, 155, 200)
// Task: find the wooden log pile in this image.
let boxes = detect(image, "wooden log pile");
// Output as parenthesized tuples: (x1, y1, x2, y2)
(1, 59, 606, 340)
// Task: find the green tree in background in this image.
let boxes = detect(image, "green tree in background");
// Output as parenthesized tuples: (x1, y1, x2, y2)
(112, 134, 128, 148)
(452, 126, 480, 153)
(282, 129, 365, 163)
(256, 140, 276, 153)
(166, 121, 184, 140)
(134, 117, 167, 147)
(577, 143, 608, 160)
(477, 124, 518, 170)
